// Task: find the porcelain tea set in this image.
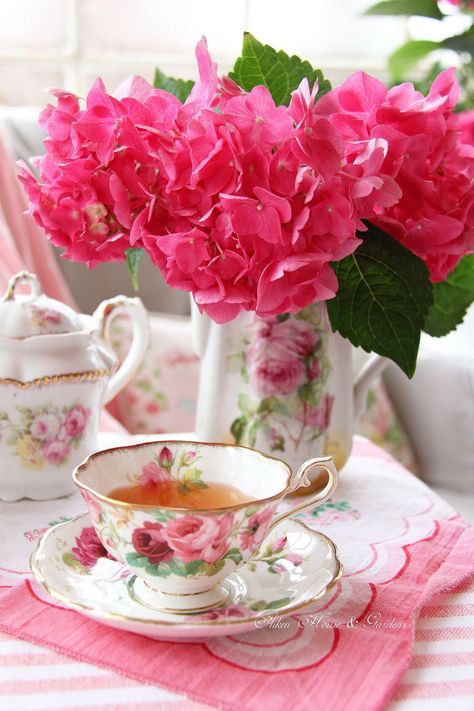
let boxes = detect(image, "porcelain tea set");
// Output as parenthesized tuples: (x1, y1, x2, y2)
(2, 271, 348, 640)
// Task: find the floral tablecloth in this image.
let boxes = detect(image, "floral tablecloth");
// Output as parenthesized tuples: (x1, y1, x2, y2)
(0, 433, 473, 711)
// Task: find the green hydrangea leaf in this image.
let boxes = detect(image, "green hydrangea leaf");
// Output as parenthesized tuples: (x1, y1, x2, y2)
(423, 255, 474, 337)
(327, 221, 433, 378)
(229, 33, 331, 107)
(153, 67, 195, 102)
(365, 0, 443, 19)
(388, 40, 440, 81)
(125, 247, 145, 291)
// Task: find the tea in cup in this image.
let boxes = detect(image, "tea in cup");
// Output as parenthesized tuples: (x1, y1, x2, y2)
(73, 440, 337, 613)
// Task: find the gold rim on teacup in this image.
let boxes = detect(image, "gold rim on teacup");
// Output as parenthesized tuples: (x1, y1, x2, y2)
(73, 439, 294, 513)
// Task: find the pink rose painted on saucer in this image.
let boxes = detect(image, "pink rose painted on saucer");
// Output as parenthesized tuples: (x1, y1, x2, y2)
(71, 526, 114, 569)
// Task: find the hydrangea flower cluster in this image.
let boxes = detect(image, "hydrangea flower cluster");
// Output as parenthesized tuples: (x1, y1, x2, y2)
(19, 39, 474, 323)
(316, 69, 474, 281)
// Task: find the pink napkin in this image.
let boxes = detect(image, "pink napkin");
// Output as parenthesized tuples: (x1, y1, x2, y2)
(1, 440, 473, 711)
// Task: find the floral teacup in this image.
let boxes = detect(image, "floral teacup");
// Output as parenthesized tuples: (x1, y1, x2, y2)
(73, 440, 337, 613)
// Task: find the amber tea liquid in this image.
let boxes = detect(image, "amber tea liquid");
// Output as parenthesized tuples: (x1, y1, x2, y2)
(108, 480, 252, 509)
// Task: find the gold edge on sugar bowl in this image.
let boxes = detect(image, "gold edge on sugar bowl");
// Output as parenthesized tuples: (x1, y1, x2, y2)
(0, 368, 116, 389)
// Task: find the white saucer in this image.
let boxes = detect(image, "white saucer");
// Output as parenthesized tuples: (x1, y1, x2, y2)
(31, 513, 342, 641)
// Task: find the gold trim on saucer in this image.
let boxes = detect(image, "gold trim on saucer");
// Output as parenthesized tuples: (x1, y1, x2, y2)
(0, 369, 115, 389)
(30, 514, 343, 629)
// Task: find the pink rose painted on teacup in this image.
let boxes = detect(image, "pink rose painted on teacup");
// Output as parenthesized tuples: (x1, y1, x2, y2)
(43, 438, 71, 465)
(163, 513, 234, 564)
(132, 521, 174, 565)
(30, 413, 61, 441)
(139, 460, 171, 487)
(63, 404, 90, 439)
(240, 506, 274, 551)
(72, 526, 113, 568)
(81, 490, 102, 523)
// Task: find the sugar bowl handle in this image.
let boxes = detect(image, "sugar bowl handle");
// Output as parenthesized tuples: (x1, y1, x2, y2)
(3, 271, 42, 302)
(270, 456, 338, 529)
(94, 296, 149, 405)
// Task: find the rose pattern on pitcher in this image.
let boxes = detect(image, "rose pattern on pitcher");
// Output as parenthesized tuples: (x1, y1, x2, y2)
(227, 306, 334, 454)
(0, 402, 90, 470)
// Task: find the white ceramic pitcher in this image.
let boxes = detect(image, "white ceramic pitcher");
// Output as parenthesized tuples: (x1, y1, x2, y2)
(192, 302, 386, 472)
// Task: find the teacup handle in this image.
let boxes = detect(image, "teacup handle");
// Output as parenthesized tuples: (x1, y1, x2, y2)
(270, 456, 338, 530)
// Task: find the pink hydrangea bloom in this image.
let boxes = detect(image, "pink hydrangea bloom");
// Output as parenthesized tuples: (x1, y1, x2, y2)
(316, 68, 474, 281)
(18, 38, 474, 322)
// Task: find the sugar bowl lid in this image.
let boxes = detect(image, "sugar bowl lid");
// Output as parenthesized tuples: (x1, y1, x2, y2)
(0, 272, 84, 338)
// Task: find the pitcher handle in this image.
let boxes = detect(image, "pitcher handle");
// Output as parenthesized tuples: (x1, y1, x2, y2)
(353, 354, 389, 418)
(94, 296, 149, 405)
(269, 456, 338, 530)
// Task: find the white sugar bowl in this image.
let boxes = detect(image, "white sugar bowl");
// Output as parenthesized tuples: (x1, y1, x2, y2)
(0, 271, 149, 501)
